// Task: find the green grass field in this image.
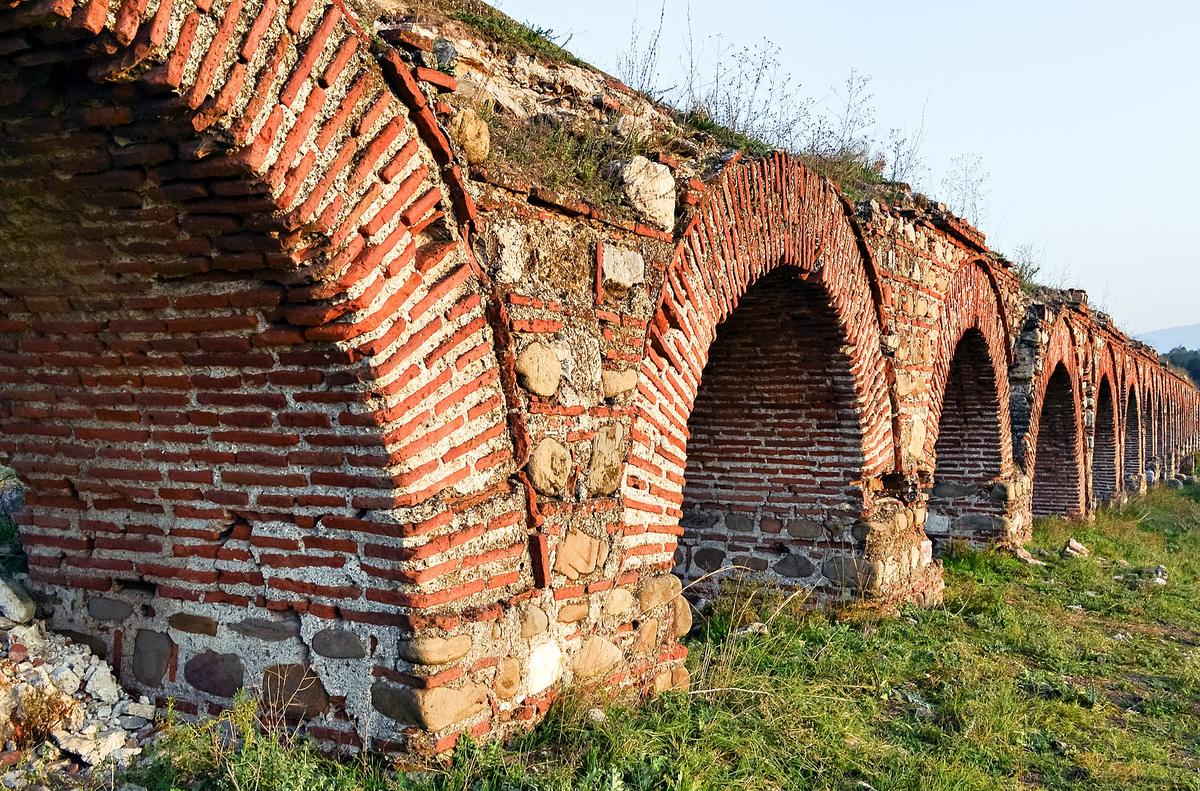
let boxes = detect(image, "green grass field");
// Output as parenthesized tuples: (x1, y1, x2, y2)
(127, 487, 1200, 791)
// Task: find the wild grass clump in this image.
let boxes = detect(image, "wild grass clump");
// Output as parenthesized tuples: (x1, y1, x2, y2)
(125, 693, 376, 791)
(12, 686, 76, 749)
(436, 3, 582, 67)
(486, 113, 654, 210)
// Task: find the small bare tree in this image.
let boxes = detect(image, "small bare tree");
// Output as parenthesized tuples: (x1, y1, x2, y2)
(615, 1, 666, 96)
(885, 102, 927, 184)
(1010, 242, 1044, 285)
(941, 154, 990, 227)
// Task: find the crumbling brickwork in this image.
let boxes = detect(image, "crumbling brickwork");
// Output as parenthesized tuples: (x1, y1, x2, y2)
(1, 0, 1197, 754)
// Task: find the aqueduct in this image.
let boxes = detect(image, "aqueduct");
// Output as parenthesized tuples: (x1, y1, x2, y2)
(0, 0, 1198, 752)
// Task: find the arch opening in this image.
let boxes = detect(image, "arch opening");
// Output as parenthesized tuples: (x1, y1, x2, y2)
(1032, 364, 1083, 518)
(1124, 389, 1141, 488)
(926, 329, 1005, 546)
(676, 267, 866, 591)
(1092, 377, 1118, 504)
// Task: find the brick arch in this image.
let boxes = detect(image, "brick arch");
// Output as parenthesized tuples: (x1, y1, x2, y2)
(1013, 317, 1085, 517)
(620, 154, 895, 581)
(0, 0, 520, 749)
(0, 0, 506, 508)
(923, 260, 1013, 471)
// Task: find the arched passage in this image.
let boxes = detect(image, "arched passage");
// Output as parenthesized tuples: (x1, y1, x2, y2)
(678, 267, 865, 584)
(1124, 387, 1142, 489)
(1092, 376, 1118, 504)
(622, 155, 909, 601)
(1032, 364, 1084, 517)
(926, 328, 1007, 546)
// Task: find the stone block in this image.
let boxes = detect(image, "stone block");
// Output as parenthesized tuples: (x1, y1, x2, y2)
(639, 574, 682, 612)
(604, 588, 633, 616)
(261, 664, 329, 720)
(311, 628, 366, 659)
(572, 636, 623, 680)
(693, 547, 725, 572)
(556, 602, 589, 623)
(132, 628, 172, 686)
(0, 576, 33, 625)
(785, 517, 823, 539)
(989, 481, 1016, 502)
(184, 651, 245, 699)
(371, 681, 488, 732)
(495, 659, 521, 700)
(822, 557, 881, 592)
(515, 342, 561, 398)
(602, 247, 645, 292)
(168, 613, 218, 636)
(726, 513, 754, 533)
(671, 597, 692, 637)
(774, 553, 816, 578)
(613, 155, 675, 230)
(933, 482, 976, 498)
(230, 616, 300, 642)
(397, 635, 473, 665)
(528, 438, 571, 496)
(632, 618, 659, 653)
(527, 641, 563, 694)
(448, 107, 490, 165)
(601, 369, 638, 398)
(521, 606, 549, 638)
(87, 597, 132, 622)
(586, 422, 625, 496)
(554, 529, 605, 580)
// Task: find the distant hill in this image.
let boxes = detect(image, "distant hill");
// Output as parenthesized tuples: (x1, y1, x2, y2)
(1137, 323, 1200, 352)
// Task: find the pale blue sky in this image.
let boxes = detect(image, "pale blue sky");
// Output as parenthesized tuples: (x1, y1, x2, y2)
(492, 0, 1199, 335)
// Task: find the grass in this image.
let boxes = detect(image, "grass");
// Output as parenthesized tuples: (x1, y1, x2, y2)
(485, 113, 655, 214)
(115, 486, 1200, 790)
(0, 465, 24, 577)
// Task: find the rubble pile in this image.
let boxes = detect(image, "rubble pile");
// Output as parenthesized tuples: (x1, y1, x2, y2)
(0, 577, 157, 789)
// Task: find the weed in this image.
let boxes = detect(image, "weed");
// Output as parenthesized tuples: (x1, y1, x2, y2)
(486, 114, 653, 211)
(447, 9, 583, 67)
(12, 687, 76, 749)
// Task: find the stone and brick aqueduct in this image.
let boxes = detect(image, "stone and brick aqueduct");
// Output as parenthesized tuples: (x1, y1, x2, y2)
(0, 0, 1198, 753)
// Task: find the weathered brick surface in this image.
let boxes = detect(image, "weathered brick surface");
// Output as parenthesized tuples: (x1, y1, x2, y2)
(0, 0, 1197, 753)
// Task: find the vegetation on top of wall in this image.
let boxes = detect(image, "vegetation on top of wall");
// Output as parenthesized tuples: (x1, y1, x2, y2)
(108, 486, 1200, 791)
(485, 111, 654, 212)
(395, 0, 586, 66)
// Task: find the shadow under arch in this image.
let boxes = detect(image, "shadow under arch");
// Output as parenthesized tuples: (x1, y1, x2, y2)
(1092, 373, 1119, 505)
(925, 328, 1010, 548)
(1124, 384, 1143, 489)
(1031, 362, 1085, 518)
